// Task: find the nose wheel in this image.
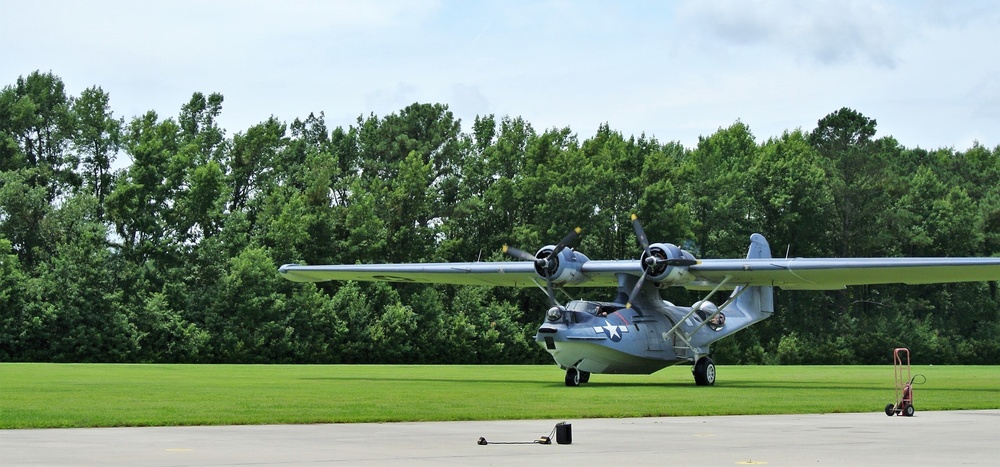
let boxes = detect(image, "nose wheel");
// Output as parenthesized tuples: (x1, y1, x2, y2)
(565, 368, 591, 386)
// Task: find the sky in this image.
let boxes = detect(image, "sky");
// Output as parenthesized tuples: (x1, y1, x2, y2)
(3, 0, 999, 152)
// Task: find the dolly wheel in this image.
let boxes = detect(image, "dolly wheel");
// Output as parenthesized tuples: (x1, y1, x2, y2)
(904, 404, 915, 417)
(885, 403, 895, 416)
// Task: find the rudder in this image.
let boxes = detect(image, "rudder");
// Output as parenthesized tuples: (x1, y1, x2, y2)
(735, 233, 774, 314)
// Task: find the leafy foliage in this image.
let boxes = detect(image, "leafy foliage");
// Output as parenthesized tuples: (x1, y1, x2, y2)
(2, 71, 999, 364)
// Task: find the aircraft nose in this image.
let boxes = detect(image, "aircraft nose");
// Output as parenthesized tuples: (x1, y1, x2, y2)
(536, 326, 558, 351)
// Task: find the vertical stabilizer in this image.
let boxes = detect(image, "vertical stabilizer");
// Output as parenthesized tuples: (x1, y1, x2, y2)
(735, 233, 774, 313)
(693, 234, 777, 349)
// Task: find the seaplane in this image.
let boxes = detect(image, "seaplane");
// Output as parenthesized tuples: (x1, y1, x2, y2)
(279, 215, 1000, 386)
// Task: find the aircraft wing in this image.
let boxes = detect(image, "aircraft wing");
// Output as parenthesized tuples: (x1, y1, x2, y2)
(278, 260, 637, 287)
(687, 257, 1000, 290)
(279, 257, 1000, 290)
(279, 262, 564, 287)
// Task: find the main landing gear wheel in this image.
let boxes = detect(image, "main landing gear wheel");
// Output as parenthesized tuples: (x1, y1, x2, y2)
(565, 368, 581, 386)
(694, 356, 716, 386)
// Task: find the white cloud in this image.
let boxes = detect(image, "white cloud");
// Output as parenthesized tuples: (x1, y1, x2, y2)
(675, 0, 904, 68)
(2, 0, 998, 150)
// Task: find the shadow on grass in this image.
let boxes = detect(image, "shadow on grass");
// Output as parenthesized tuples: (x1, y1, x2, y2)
(299, 372, 1000, 394)
(298, 375, 706, 389)
(298, 375, 558, 386)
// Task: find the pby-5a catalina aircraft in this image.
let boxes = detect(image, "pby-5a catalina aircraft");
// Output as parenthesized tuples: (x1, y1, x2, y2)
(279, 215, 1000, 386)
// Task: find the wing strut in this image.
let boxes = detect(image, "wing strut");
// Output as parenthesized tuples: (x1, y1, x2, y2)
(663, 276, 735, 339)
(529, 277, 555, 304)
(687, 288, 746, 337)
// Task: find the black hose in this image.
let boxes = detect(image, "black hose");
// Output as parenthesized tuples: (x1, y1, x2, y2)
(477, 424, 559, 445)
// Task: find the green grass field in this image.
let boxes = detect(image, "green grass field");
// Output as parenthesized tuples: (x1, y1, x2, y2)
(1, 363, 999, 429)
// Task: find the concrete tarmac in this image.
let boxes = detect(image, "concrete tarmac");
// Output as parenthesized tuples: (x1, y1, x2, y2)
(3, 410, 999, 466)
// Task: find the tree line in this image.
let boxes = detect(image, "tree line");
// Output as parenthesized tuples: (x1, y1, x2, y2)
(2, 70, 999, 365)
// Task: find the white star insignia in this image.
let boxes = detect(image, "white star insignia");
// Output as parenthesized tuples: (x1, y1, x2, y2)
(603, 320, 620, 339)
(593, 319, 628, 340)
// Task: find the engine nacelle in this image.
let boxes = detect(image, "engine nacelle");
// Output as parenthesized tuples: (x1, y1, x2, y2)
(642, 242, 697, 287)
(533, 245, 590, 285)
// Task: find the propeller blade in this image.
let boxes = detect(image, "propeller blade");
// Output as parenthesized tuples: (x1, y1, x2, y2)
(551, 227, 582, 256)
(631, 214, 651, 256)
(544, 274, 559, 308)
(666, 258, 698, 267)
(624, 269, 648, 309)
(645, 256, 697, 268)
(503, 244, 539, 263)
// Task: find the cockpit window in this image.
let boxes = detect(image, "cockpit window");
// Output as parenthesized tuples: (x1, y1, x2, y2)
(566, 300, 623, 316)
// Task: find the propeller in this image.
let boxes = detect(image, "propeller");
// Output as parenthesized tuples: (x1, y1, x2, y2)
(632, 214, 697, 270)
(625, 214, 653, 308)
(503, 227, 582, 309)
(625, 214, 696, 308)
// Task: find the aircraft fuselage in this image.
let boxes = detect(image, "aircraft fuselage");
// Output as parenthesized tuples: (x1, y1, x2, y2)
(535, 300, 693, 375)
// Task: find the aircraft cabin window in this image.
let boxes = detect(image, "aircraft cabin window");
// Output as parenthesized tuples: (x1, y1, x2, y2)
(708, 313, 726, 331)
(566, 301, 624, 317)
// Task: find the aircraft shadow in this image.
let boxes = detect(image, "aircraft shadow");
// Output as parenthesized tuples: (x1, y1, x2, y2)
(298, 377, 1000, 392)
(298, 376, 555, 386)
(301, 376, 703, 388)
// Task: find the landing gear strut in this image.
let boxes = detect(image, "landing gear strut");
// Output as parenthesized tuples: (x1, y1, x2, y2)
(693, 356, 716, 386)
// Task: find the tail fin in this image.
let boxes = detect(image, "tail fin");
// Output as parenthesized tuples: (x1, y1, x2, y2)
(735, 233, 774, 314)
